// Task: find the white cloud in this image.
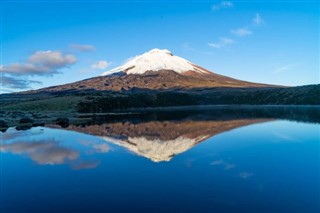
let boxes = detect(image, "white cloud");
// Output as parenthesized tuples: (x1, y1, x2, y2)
(208, 37, 235, 49)
(231, 27, 252, 36)
(212, 1, 234, 11)
(0, 63, 47, 75)
(70, 44, 96, 52)
(28, 50, 76, 68)
(253, 13, 263, 25)
(91, 60, 110, 70)
(0, 50, 77, 76)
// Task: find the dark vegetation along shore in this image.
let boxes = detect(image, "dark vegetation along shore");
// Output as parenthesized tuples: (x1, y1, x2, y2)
(0, 105, 319, 133)
(76, 85, 320, 112)
(0, 84, 319, 113)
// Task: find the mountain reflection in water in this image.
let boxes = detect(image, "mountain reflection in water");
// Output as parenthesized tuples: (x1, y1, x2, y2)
(65, 119, 270, 162)
(1, 106, 319, 167)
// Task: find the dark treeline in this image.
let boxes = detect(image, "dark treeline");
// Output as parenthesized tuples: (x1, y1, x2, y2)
(76, 92, 198, 112)
(78, 105, 320, 125)
(76, 84, 320, 113)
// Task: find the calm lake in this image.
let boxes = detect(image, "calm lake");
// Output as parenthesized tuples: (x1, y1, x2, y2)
(1, 106, 320, 213)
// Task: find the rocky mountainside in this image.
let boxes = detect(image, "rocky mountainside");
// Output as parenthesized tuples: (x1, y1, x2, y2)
(28, 49, 273, 93)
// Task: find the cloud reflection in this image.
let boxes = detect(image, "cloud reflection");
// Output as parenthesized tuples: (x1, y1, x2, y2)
(1, 139, 79, 165)
(211, 159, 236, 170)
(1, 127, 109, 169)
(239, 172, 254, 179)
(71, 161, 100, 170)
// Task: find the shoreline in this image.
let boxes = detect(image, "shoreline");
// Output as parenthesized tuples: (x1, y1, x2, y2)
(1, 105, 320, 131)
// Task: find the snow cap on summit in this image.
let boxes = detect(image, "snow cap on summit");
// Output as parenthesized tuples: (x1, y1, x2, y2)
(100, 48, 210, 76)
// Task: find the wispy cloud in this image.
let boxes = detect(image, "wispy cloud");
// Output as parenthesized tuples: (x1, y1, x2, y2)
(209, 13, 264, 50)
(70, 44, 96, 52)
(0, 50, 77, 76)
(253, 13, 263, 25)
(0, 88, 14, 94)
(1, 76, 41, 89)
(91, 60, 110, 70)
(208, 37, 235, 49)
(212, 1, 234, 11)
(231, 27, 252, 36)
(273, 65, 291, 73)
(273, 63, 299, 74)
(182, 42, 195, 51)
(182, 42, 213, 55)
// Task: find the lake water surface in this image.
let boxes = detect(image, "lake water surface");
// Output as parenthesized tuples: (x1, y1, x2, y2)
(1, 106, 319, 213)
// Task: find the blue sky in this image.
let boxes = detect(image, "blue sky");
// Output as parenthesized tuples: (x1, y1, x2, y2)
(1, 0, 319, 93)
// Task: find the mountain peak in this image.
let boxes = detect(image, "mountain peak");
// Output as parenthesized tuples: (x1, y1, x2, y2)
(100, 48, 211, 76)
(147, 48, 172, 55)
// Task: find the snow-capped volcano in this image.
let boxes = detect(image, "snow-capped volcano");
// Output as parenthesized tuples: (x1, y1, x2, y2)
(101, 48, 211, 76)
(31, 48, 271, 93)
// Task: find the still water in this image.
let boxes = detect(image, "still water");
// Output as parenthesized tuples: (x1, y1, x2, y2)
(1, 107, 320, 213)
